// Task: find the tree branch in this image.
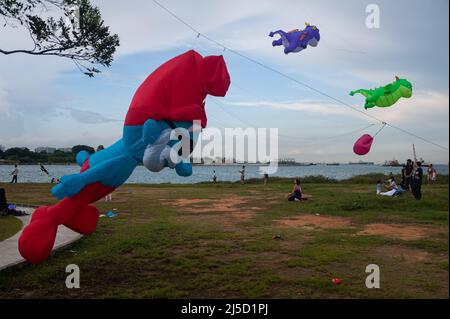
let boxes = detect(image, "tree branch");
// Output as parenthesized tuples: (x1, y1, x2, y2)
(0, 0, 120, 76)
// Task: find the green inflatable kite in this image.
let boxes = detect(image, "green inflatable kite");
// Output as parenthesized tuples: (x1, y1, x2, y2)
(350, 76, 413, 109)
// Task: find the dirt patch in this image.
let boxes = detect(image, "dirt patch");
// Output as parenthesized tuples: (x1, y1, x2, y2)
(171, 196, 263, 217)
(358, 224, 429, 241)
(276, 215, 352, 229)
(373, 246, 431, 263)
(172, 198, 211, 206)
(170, 196, 264, 226)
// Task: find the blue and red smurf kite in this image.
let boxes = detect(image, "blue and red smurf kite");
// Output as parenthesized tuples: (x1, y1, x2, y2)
(18, 50, 231, 264)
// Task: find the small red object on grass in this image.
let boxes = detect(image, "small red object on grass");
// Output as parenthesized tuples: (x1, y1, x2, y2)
(332, 277, 342, 285)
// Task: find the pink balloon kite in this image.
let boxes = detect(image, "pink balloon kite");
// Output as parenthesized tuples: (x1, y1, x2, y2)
(353, 134, 374, 156)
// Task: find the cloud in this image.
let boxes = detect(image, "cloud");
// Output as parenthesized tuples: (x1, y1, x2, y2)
(62, 107, 122, 124)
(366, 91, 449, 125)
(226, 99, 367, 119)
(0, 79, 10, 114)
(93, 0, 277, 56)
(0, 0, 447, 162)
(227, 90, 449, 125)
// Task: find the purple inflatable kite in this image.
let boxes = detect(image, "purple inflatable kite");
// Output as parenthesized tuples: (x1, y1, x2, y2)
(269, 22, 320, 54)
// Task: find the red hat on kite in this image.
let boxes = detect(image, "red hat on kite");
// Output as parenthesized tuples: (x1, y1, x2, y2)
(125, 50, 230, 128)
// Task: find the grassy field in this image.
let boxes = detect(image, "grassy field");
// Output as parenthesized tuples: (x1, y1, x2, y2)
(0, 216, 22, 241)
(0, 175, 448, 299)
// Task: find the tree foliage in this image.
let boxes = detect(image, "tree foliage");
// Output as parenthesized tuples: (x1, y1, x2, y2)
(71, 144, 95, 155)
(0, 0, 120, 76)
(0, 145, 100, 163)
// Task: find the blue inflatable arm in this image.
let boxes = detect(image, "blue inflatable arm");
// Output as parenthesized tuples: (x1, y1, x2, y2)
(76, 151, 90, 167)
(124, 119, 164, 157)
(51, 154, 137, 199)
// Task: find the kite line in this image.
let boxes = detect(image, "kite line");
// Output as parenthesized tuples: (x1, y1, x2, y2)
(150, 0, 448, 151)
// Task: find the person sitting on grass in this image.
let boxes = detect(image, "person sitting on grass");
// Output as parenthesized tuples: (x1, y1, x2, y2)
(376, 178, 404, 197)
(376, 180, 383, 195)
(0, 188, 7, 216)
(0, 188, 27, 216)
(288, 178, 303, 201)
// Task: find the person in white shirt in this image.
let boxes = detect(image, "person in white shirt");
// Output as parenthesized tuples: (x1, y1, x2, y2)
(239, 165, 245, 184)
(10, 165, 18, 184)
(377, 178, 404, 196)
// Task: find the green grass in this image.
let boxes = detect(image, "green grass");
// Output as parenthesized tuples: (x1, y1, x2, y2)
(0, 215, 22, 241)
(0, 176, 448, 299)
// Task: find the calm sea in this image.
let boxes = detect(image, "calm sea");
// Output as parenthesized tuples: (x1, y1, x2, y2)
(0, 164, 448, 184)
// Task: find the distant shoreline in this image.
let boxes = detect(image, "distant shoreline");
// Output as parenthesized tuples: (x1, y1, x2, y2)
(1, 162, 449, 167)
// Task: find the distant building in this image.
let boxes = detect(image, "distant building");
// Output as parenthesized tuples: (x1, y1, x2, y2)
(279, 158, 297, 165)
(57, 148, 72, 153)
(35, 147, 56, 154)
(383, 159, 402, 167)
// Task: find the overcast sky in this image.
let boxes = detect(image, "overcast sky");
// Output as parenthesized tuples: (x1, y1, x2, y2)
(0, 0, 448, 163)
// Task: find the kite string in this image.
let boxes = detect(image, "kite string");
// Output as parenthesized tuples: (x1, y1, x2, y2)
(209, 97, 376, 142)
(230, 81, 378, 130)
(373, 122, 387, 138)
(150, 0, 449, 152)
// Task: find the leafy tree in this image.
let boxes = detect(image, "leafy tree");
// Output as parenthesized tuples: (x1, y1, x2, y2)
(72, 144, 95, 154)
(0, 0, 120, 76)
(4, 147, 32, 157)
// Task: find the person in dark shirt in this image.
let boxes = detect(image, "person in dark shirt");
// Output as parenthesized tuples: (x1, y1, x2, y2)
(239, 165, 245, 184)
(400, 166, 406, 189)
(412, 161, 423, 200)
(288, 178, 302, 201)
(39, 163, 49, 175)
(0, 188, 7, 214)
(404, 159, 413, 191)
(0, 188, 27, 216)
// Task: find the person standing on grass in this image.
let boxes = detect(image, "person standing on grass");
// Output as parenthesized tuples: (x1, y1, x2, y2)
(427, 164, 437, 184)
(213, 170, 217, 183)
(10, 164, 18, 184)
(239, 165, 245, 184)
(404, 159, 413, 191)
(412, 161, 423, 200)
(400, 165, 407, 189)
(263, 173, 269, 185)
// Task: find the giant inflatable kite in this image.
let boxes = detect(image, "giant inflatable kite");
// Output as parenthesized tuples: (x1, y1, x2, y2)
(269, 22, 320, 54)
(18, 50, 231, 264)
(353, 134, 374, 156)
(353, 123, 387, 156)
(350, 76, 413, 110)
